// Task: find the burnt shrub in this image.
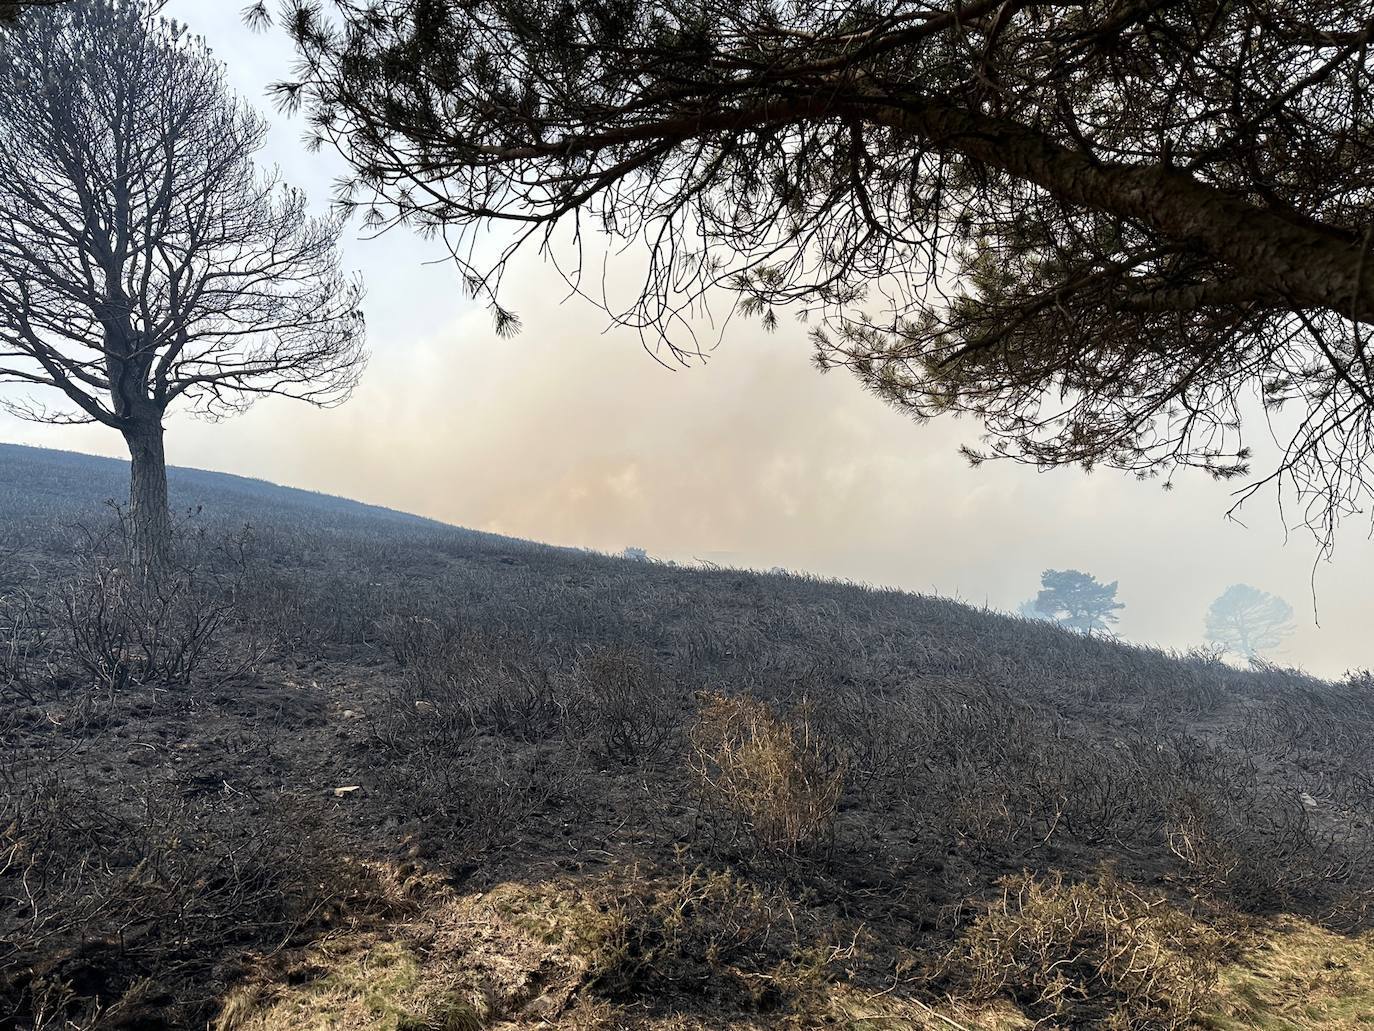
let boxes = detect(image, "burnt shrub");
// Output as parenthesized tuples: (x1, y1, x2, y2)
(577, 867, 782, 1000)
(370, 670, 571, 854)
(1160, 780, 1357, 913)
(371, 734, 568, 857)
(378, 614, 574, 743)
(0, 762, 345, 1030)
(574, 646, 677, 763)
(0, 586, 55, 708)
(526, 865, 834, 1012)
(54, 516, 262, 695)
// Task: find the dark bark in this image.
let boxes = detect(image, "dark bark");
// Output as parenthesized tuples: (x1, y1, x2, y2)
(121, 414, 170, 577)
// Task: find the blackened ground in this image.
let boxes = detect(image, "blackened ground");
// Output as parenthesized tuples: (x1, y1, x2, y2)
(2, 444, 1372, 1030)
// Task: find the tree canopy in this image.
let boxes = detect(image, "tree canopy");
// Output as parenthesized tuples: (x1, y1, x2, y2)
(1204, 583, 1294, 657)
(1025, 569, 1124, 633)
(258, 0, 1374, 551)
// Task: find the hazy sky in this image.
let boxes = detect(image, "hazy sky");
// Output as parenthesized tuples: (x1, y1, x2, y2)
(2, 3, 1371, 677)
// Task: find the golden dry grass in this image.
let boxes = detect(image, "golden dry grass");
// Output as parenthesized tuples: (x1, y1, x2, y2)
(688, 693, 845, 858)
(212, 878, 1374, 1031)
(214, 937, 484, 1031)
(1201, 918, 1374, 1029)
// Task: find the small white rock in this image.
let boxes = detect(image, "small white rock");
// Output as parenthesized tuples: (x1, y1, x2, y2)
(333, 785, 363, 799)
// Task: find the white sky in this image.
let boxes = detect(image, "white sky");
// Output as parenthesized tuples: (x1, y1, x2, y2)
(2, 1, 1371, 678)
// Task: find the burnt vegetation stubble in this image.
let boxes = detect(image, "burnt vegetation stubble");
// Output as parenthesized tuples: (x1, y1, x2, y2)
(1, 446, 1374, 1028)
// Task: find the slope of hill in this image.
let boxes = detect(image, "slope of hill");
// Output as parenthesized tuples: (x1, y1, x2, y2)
(2, 444, 1372, 1031)
(0, 442, 468, 535)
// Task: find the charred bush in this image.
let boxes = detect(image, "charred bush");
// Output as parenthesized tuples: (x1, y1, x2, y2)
(574, 646, 677, 762)
(1160, 779, 1360, 913)
(371, 647, 571, 854)
(54, 515, 262, 694)
(378, 615, 574, 743)
(564, 866, 831, 1010)
(0, 762, 344, 1030)
(0, 586, 55, 707)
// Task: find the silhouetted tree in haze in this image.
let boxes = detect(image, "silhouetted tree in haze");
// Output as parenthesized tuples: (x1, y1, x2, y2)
(1205, 584, 1294, 659)
(1025, 569, 1124, 634)
(0, 0, 365, 573)
(256, 0, 1374, 553)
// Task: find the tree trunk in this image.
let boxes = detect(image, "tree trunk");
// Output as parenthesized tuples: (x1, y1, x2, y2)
(122, 416, 171, 578)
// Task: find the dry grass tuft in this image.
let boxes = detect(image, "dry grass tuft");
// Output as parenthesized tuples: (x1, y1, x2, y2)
(689, 693, 845, 860)
(946, 868, 1225, 1029)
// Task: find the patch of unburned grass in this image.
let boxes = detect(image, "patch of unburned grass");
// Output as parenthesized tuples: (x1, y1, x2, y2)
(488, 867, 830, 1009)
(215, 938, 484, 1031)
(826, 984, 1033, 1031)
(1201, 918, 1374, 1029)
(943, 868, 1226, 1029)
(212, 872, 1374, 1031)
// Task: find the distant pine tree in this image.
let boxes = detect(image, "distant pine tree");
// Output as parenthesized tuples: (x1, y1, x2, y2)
(1205, 585, 1294, 659)
(1025, 569, 1124, 635)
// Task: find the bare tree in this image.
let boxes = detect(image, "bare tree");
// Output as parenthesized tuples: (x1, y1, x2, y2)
(259, 0, 1374, 552)
(0, 0, 365, 572)
(1205, 584, 1294, 659)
